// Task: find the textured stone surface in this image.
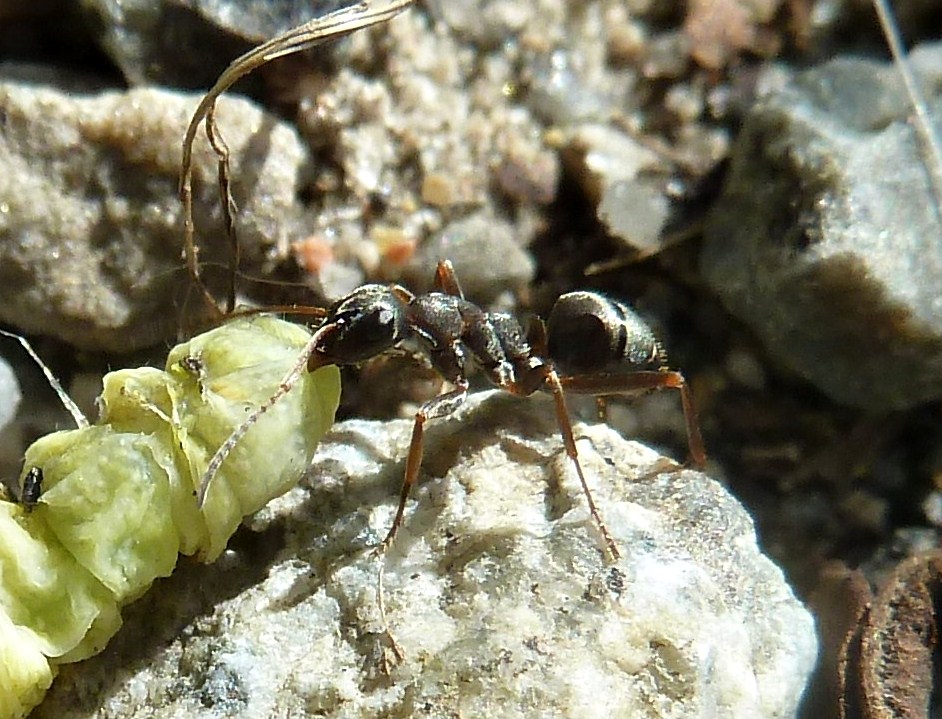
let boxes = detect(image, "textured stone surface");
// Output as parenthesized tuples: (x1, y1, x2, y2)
(75, 0, 735, 294)
(0, 80, 308, 351)
(34, 393, 816, 718)
(81, 0, 347, 86)
(701, 47, 942, 410)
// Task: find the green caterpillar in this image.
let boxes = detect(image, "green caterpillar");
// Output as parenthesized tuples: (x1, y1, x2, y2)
(0, 316, 340, 718)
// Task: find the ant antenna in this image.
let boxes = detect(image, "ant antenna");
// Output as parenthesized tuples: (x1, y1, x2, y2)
(196, 321, 329, 507)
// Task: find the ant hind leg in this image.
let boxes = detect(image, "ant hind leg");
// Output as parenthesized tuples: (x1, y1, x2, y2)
(560, 370, 707, 469)
(541, 368, 621, 560)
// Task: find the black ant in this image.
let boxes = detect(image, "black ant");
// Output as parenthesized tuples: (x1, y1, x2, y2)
(20, 466, 43, 511)
(178, 0, 705, 559)
(199, 260, 705, 561)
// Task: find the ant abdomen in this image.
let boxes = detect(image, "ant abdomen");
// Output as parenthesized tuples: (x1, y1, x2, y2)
(546, 291, 665, 376)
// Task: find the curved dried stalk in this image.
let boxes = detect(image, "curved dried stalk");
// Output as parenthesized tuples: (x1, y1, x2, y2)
(179, 0, 417, 314)
(872, 0, 942, 220)
(0, 329, 88, 430)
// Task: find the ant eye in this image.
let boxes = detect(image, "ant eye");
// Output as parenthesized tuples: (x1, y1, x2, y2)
(346, 306, 397, 343)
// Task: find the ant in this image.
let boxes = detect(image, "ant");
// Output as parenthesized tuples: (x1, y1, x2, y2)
(20, 466, 43, 511)
(179, 0, 705, 559)
(198, 259, 706, 561)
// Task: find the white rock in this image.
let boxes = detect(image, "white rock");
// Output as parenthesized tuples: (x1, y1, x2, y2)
(35, 392, 816, 718)
(0, 355, 20, 436)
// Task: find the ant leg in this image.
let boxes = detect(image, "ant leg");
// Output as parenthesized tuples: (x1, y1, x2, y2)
(541, 368, 621, 560)
(433, 259, 465, 299)
(381, 383, 469, 549)
(374, 380, 468, 663)
(378, 381, 469, 552)
(560, 370, 707, 469)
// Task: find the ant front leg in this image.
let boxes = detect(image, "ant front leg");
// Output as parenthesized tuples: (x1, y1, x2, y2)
(375, 380, 469, 662)
(561, 370, 707, 469)
(379, 379, 470, 553)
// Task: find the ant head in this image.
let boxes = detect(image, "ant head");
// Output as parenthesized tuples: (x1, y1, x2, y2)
(309, 285, 409, 368)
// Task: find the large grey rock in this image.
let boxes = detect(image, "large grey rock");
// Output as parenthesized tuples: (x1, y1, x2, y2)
(35, 393, 816, 718)
(404, 210, 535, 303)
(81, 0, 347, 86)
(0, 80, 308, 351)
(701, 48, 942, 410)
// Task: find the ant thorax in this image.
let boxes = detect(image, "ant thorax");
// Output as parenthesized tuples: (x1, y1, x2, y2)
(402, 293, 539, 392)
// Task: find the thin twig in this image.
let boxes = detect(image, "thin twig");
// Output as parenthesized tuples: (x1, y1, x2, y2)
(179, 0, 417, 313)
(872, 0, 942, 218)
(0, 330, 89, 429)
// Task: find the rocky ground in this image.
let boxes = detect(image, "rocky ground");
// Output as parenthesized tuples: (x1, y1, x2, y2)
(1, 1, 941, 717)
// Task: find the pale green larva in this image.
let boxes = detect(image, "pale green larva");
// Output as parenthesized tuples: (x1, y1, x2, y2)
(0, 316, 340, 718)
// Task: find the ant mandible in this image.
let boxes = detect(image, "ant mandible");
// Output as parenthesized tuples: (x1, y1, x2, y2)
(198, 259, 706, 560)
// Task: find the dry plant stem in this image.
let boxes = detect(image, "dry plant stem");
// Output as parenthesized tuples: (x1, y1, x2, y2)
(205, 104, 239, 313)
(872, 0, 942, 215)
(179, 0, 418, 312)
(0, 329, 88, 429)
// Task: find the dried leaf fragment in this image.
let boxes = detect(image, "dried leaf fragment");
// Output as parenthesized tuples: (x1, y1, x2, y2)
(858, 552, 942, 719)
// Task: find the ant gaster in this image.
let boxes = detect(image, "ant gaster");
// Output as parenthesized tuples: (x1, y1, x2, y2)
(199, 260, 706, 560)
